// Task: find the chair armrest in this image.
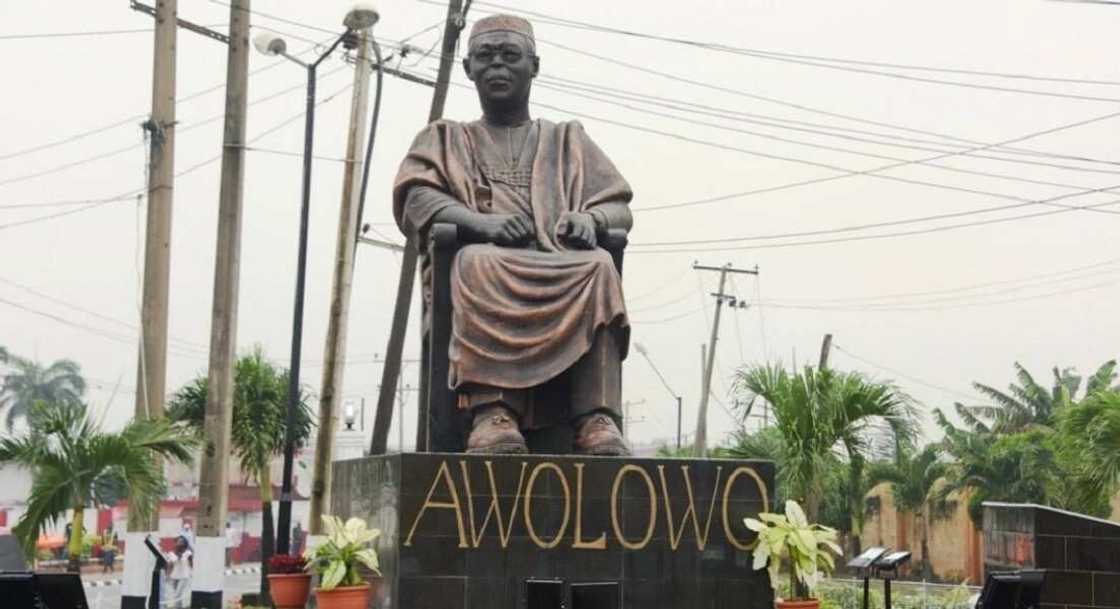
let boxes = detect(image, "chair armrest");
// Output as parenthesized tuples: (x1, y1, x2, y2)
(429, 223, 460, 250)
(601, 228, 628, 253)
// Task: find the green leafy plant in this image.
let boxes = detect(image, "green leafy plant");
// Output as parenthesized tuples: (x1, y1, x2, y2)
(307, 516, 381, 590)
(745, 500, 843, 601)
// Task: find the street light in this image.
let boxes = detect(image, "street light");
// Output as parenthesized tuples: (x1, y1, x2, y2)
(264, 3, 381, 557)
(634, 343, 684, 450)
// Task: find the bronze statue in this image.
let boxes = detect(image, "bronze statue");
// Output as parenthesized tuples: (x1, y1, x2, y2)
(393, 15, 633, 456)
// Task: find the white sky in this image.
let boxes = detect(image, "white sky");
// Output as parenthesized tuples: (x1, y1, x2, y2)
(1, 0, 1118, 449)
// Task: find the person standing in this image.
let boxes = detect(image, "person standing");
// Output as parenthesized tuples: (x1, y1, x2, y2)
(291, 521, 304, 556)
(100, 526, 118, 573)
(165, 536, 193, 609)
(224, 521, 238, 566)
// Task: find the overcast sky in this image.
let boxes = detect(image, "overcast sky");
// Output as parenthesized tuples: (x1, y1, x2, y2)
(1, 0, 1118, 449)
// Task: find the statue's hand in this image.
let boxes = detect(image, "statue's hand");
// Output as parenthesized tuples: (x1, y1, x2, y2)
(557, 212, 597, 249)
(478, 213, 534, 247)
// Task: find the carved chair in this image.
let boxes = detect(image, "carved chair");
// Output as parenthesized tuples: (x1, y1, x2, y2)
(417, 222, 628, 452)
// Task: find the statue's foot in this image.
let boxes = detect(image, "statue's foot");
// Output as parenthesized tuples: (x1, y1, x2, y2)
(466, 405, 528, 454)
(573, 413, 631, 456)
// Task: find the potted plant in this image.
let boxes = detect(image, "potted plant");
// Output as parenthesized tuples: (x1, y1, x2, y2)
(308, 516, 382, 609)
(745, 500, 843, 609)
(267, 554, 311, 609)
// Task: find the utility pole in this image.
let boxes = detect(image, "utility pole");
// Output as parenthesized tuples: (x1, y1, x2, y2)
(676, 396, 683, 450)
(122, 2, 176, 607)
(693, 263, 759, 457)
(306, 28, 372, 544)
(193, 2, 250, 608)
(370, 0, 467, 454)
(819, 333, 833, 370)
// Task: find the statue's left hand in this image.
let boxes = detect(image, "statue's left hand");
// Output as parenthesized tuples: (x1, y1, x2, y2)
(556, 212, 597, 249)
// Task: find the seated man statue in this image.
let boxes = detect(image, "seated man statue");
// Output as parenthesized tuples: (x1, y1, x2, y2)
(392, 14, 633, 456)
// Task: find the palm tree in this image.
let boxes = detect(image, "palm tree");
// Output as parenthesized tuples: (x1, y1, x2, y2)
(167, 348, 313, 603)
(0, 400, 196, 570)
(0, 354, 86, 430)
(1055, 390, 1120, 515)
(868, 444, 950, 579)
(959, 361, 1117, 434)
(734, 364, 915, 524)
(934, 409, 1061, 526)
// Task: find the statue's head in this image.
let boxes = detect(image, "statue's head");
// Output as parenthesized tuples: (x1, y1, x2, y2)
(463, 15, 539, 112)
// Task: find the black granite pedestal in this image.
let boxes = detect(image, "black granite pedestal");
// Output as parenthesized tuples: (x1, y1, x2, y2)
(331, 453, 776, 609)
(984, 502, 1120, 609)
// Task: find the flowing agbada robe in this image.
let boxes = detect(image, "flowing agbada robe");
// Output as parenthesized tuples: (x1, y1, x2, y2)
(393, 118, 631, 406)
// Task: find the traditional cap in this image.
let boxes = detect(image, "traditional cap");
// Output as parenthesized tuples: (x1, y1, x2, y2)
(469, 14, 535, 47)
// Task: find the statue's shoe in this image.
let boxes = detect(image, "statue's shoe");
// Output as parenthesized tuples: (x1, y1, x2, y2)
(466, 406, 529, 454)
(574, 413, 632, 456)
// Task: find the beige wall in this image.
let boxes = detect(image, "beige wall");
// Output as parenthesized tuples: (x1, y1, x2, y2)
(860, 483, 982, 584)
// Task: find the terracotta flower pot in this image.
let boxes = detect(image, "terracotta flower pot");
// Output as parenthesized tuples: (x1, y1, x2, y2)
(315, 582, 377, 609)
(777, 599, 821, 609)
(268, 573, 312, 609)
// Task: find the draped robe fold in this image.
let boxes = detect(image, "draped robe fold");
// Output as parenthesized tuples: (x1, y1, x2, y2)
(393, 118, 631, 395)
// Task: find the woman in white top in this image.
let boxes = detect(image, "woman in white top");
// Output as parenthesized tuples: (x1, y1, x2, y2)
(165, 536, 193, 609)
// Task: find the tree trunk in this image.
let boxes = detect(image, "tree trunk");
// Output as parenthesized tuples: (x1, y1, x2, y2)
(920, 507, 933, 580)
(67, 506, 84, 573)
(258, 466, 274, 606)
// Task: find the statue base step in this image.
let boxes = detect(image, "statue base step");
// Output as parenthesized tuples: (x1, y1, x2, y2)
(330, 453, 776, 609)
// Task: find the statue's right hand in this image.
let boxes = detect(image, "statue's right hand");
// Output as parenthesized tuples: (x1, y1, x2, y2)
(479, 214, 534, 246)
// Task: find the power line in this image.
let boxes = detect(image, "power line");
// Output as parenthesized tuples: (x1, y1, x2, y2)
(0, 81, 355, 231)
(630, 190, 1120, 248)
(0, 63, 352, 189)
(833, 344, 981, 403)
(471, 0, 1120, 88)
(0, 27, 170, 40)
(763, 277, 1119, 312)
(414, 67, 1120, 221)
(533, 36, 1119, 164)
(523, 96, 1120, 217)
(530, 74, 1120, 177)
(626, 198, 1120, 254)
(762, 266, 1120, 311)
(409, 33, 1120, 171)
(0, 34, 336, 165)
(760, 255, 1120, 306)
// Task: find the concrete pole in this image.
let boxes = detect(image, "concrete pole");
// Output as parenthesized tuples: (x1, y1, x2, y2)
(308, 29, 372, 537)
(695, 269, 728, 457)
(370, 0, 466, 455)
(122, 2, 176, 607)
(192, 2, 250, 607)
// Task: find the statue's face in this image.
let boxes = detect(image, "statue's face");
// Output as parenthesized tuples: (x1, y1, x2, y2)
(463, 31, 539, 107)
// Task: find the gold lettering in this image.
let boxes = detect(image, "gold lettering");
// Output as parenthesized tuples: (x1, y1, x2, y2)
(523, 462, 571, 549)
(721, 466, 770, 551)
(610, 465, 658, 550)
(572, 463, 607, 550)
(658, 465, 722, 551)
(404, 460, 469, 548)
(460, 460, 528, 549)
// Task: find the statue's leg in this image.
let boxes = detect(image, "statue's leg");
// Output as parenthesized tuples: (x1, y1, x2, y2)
(460, 387, 529, 454)
(569, 327, 631, 456)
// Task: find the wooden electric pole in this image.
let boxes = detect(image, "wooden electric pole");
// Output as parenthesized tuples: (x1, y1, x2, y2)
(819, 333, 833, 370)
(693, 263, 758, 457)
(194, 2, 250, 606)
(308, 29, 373, 538)
(131, 0, 176, 534)
(370, 0, 467, 455)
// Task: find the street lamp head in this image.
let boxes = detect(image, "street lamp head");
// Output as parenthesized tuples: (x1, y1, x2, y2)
(634, 342, 648, 356)
(253, 31, 288, 56)
(344, 3, 380, 30)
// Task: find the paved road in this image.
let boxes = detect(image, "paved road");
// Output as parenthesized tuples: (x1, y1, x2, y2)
(84, 570, 263, 609)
